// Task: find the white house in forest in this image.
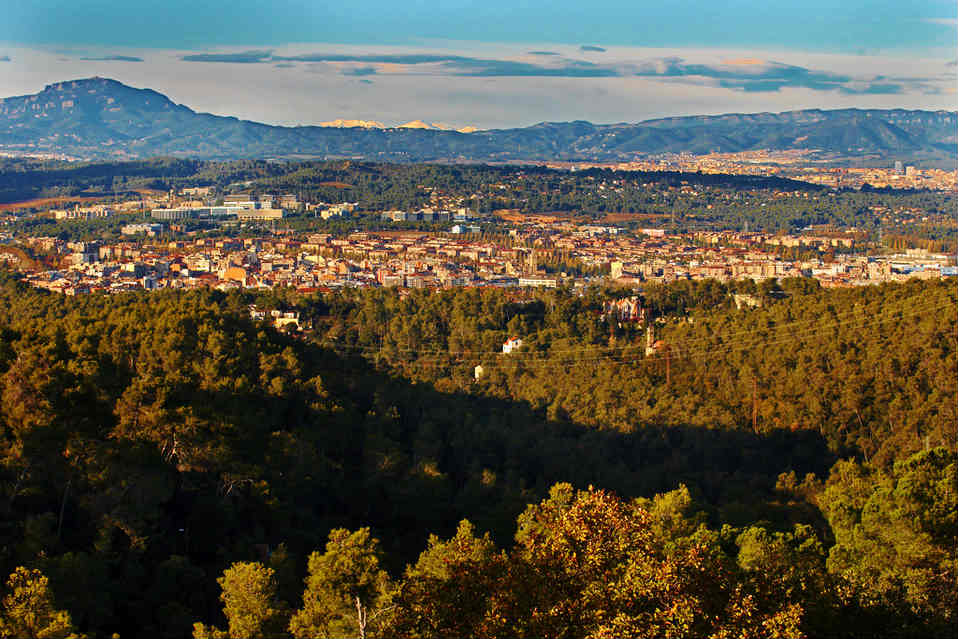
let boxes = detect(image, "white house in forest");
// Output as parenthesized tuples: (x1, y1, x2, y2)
(502, 337, 523, 354)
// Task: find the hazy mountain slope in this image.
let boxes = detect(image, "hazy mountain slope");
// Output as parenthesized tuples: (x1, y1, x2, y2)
(1, 77, 955, 161)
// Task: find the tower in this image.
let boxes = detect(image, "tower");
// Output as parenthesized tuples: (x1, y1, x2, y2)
(610, 260, 624, 279)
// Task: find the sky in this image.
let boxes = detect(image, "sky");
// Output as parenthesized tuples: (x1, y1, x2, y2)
(0, 1, 955, 129)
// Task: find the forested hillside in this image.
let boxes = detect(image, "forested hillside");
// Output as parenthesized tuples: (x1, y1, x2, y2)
(0, 274, 954, 638)
(311, 278, 954, 465)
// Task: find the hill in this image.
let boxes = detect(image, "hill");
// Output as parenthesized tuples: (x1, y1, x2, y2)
(1, 77, 955, 162)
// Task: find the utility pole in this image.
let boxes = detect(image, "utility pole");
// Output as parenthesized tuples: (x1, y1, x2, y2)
(751, 376, 758, 432)
(665, 345, 671, 387)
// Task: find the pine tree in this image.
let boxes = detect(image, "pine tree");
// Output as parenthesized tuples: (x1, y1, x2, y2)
(290, 528, 393, 639)
(194, 562, 288, 639)
(0, 567, 78, 639)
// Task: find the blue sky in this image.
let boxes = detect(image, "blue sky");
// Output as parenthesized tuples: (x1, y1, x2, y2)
(0, 1, 955, 128)
(2, 0, 955, 52)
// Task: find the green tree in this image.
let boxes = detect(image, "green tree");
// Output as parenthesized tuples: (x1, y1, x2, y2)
(734, 524, 836, 636)
(290, 528, 393, 639)
(0, 567, 78, 639)
(390, 520, 507, 638)
(821, 448, 957, 636)
(194, 562, 288, 639)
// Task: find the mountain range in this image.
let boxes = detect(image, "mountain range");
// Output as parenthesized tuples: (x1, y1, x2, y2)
(1, 77, 955, 163)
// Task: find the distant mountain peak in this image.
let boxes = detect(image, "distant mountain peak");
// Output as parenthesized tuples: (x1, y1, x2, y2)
(319, 118, 387, 129)
(46, 76, 120, 89)
(395, 120, 478, 133)
(398, 120, 433, 130)
(38, 77, 154, 100)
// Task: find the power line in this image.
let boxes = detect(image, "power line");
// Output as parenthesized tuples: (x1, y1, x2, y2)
(315, 296, 951, 359)
(317, 299, 953, 370)
(320, 298, 949, 367)
(330, 284, 955, 359)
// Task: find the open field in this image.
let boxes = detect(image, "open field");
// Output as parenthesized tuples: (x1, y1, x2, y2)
(0, 245, 42, 270)
(364, 230, 429, 239)
(599, 212, 672, 223)
(0, 195, 105, 212)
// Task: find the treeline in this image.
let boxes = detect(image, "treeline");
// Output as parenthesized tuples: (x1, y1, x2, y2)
(4, 457, 955, 638)
(2, 159, 954, 238)
(0, 158, 290, 206)
(6, 212, 159, 245)
(0, 273, 954, 637)
(246, 162, 955, 235)
(192, 457, 955, 639)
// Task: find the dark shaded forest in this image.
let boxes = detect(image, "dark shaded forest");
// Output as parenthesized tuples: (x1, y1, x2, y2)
(0, 274, 954, 638)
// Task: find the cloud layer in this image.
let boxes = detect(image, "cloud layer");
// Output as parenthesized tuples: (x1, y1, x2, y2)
(181, 50, 272, 63)
(177, 48, 944, 95)
(79, 55, 143, 62)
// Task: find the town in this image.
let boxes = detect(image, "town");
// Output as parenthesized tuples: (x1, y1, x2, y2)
(539, 152, 958, 191)
(3, 182, 953, 298)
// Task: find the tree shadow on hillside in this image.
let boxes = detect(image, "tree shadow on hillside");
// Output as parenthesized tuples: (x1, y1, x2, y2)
(310, 347, 838, 563)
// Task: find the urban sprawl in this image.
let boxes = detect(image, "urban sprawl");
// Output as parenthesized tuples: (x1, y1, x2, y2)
(2, 181, 955, 299)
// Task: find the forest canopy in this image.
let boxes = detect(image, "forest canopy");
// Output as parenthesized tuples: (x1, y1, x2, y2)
(0, 272, 954, 638)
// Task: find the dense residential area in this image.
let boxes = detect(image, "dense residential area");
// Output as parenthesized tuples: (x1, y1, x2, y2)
(1, 159, 955, 298)
(11, 222, 956, 298)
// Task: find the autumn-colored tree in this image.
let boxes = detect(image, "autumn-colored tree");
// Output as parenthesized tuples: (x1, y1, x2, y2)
(510, 483, 809, 639)
(511, 483, 705, 637)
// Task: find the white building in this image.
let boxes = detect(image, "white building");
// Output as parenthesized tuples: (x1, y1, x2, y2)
(502, 337, 523, 354)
